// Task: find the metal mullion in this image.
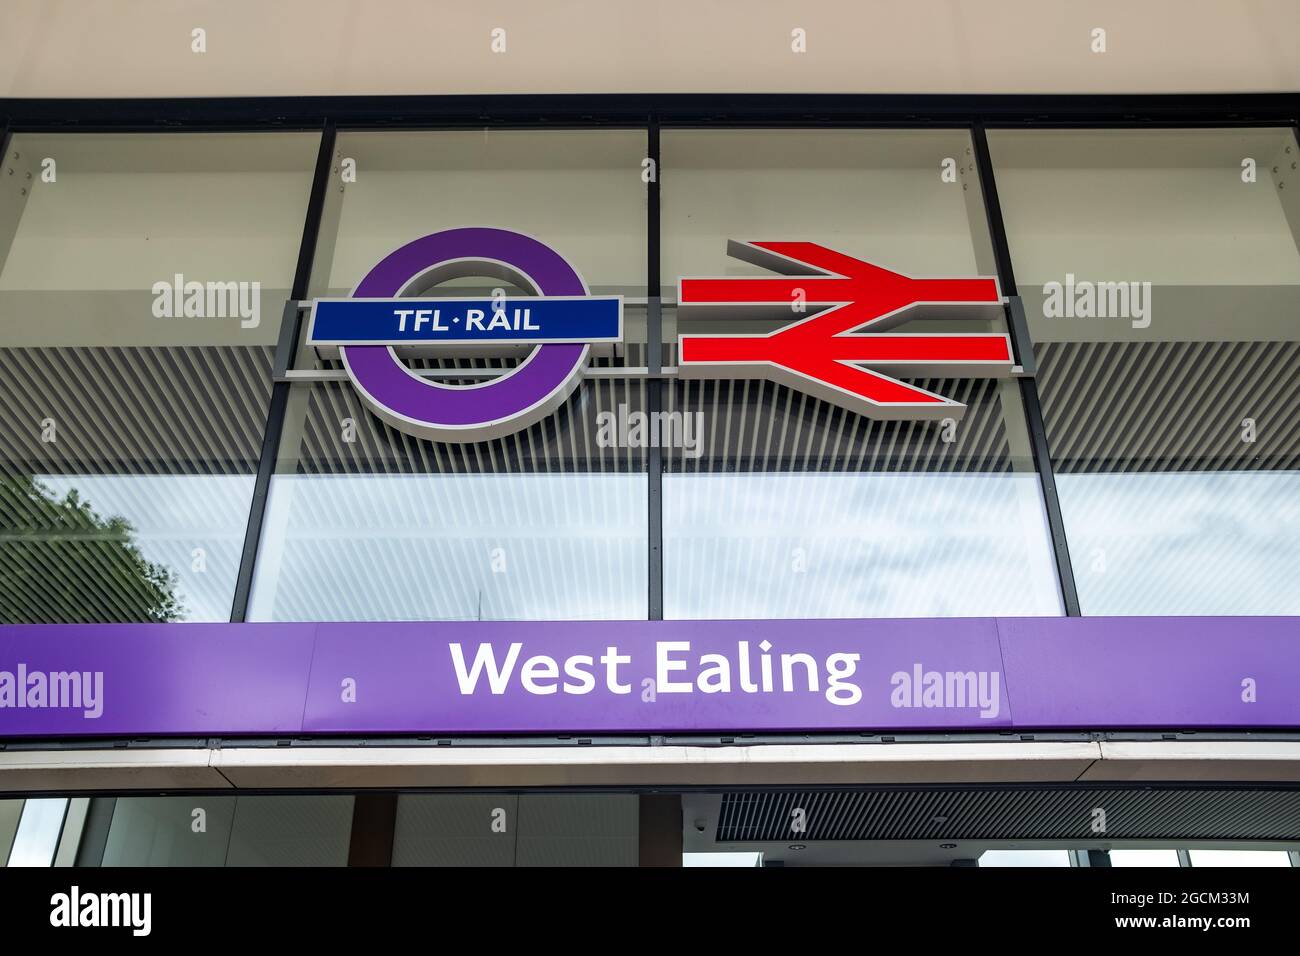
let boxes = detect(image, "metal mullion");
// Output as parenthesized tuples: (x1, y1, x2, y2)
(230, 123, 336, 621)
(647, 116, 663, 621)
(971, 125, 1081, 616)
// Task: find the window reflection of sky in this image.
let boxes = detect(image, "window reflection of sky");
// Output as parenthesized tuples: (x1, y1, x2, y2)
(1058, 471, 1300, 615)
(33, 474, 254, 622)
(665, 472, 1064, 619)
(249, 473, 649, 622)
(23, 469, 1299, 624)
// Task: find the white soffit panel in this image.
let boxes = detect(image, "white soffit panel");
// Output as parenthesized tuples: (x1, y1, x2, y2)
(0, 1, 1298, 98)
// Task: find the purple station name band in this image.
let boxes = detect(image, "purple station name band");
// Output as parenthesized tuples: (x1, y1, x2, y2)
(1, 616, 1296, 737)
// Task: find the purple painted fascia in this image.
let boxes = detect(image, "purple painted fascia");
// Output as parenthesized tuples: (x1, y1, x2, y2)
(0, 616, 1296, 738)
(996, 615, 1299, 729)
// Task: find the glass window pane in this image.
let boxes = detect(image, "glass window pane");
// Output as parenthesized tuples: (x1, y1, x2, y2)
(978, 849, 1072, 867)
(0, 132, 320, 623)
(989, 128, 1300, 615)
(393, 794, 520, 867)
(251, 464, 647, 621)
(683, 852, 763, 867)
(102, 797, 238, 867)
(1110, 849, 1181, 867)
(661, 130, 1062, 618)
(393, 793, 638, 867)
(665, 461, 1061, 618)
(101, 795, 353, 866)
(5, 798, 66, 867)
(224, 796, 353, 867)
(0, 800, 22, 864)
(514, 794, 638, 867)
(249, 130, 649, 621)
(661, 129, 998, 291)
(312, 131, 643, 299)
(1188, 849, 1293, 867)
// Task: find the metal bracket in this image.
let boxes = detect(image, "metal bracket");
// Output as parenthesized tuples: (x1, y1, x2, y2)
(272, 299, 311, 381)
(1005, 294, 1037, 377)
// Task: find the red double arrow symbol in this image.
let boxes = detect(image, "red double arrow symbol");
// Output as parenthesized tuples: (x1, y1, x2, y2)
(677, 241, 1016, 419)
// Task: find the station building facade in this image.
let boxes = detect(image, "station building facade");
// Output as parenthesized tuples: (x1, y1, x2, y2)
(0, 96, 1298, 866)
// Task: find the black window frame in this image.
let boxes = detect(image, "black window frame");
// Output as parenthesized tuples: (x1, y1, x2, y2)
(1, 93, 1296, 623)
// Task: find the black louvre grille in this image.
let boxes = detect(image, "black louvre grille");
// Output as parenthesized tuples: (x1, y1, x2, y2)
(716, 788, 1300, 842)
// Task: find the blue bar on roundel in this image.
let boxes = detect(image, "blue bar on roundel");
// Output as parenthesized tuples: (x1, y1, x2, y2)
(307, 296, 622, 346)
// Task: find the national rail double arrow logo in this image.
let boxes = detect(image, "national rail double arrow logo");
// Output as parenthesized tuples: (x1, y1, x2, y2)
(677, 240, 1016, 420)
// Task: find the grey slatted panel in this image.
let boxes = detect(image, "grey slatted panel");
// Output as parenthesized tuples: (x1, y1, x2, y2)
(716, 788, 1300, 842)
(1037, 340, 1300, 473)
(0, 345, 272, 474)
(664, 377, 1011, 475)
(294, 377, 645, 475)
(0, 345, 272, 623)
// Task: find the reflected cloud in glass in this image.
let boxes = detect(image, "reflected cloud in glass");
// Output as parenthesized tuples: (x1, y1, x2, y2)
(249, 473, 648, 621)
(664, 471, 1063, 619)
(8, 474, 252, 622)
(1058, 471, 1300, 615)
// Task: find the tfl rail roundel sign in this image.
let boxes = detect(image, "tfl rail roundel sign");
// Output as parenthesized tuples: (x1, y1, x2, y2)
(307, 227, 623, 442)
(307, 229, 1014, 442)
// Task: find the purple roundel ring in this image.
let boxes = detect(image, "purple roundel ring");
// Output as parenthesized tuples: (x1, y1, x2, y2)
(340, 227, 590, 442)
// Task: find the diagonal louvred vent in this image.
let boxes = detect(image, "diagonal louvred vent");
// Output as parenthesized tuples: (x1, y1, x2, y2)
(664, 377, 1011, 475)
(1036, 340, 1300, 474)
(0, 345, 273, 475)
(0, 344, 274, 624)
(716, 788, 1300, 842)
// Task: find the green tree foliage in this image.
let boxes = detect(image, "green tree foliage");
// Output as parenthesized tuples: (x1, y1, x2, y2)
(0, 474, 182, 623)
